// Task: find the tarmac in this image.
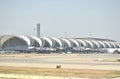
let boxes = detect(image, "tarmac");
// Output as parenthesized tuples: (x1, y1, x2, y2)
(0, 54, 120, 70)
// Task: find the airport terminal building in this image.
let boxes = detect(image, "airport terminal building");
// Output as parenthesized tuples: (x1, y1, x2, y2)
(0, 35, 120, 54)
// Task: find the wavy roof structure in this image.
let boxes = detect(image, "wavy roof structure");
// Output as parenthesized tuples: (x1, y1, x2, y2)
(0, 35, 120, 51)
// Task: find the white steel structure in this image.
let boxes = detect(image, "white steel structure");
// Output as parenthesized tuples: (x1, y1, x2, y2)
(0, 35, 120, 53)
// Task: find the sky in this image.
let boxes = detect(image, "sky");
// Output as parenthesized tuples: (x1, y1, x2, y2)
(0, 0, 120, 41)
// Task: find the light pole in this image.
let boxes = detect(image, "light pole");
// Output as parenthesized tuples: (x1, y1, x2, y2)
(7, 39, 9, 51)
(65, 32, 67, 38)
(0, 37, 1, 51)
(33, 28, 36, 36)
(64, 32, 67, 53)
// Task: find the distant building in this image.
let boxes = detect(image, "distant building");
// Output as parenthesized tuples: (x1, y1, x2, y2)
(0, 35, 120, 53)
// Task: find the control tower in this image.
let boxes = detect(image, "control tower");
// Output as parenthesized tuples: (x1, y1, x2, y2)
(37, 23, 40, 37)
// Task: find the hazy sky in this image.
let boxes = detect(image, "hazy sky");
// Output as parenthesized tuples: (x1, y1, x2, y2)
(0, 0, 120, 41)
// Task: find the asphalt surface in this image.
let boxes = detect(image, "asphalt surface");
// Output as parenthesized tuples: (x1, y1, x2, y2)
(0, 54, 120, 70)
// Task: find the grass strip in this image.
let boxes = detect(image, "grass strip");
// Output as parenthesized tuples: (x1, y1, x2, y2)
(0, 66, 120, 78)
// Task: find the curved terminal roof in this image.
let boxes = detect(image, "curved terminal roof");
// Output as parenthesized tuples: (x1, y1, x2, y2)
(31, 36, 42, 47)
(103, 41, 111, 48)
(114, 42, 120, 48)
(1, 35, 15, 46)
(41, 37, 53, 47)
(84, 40, 94, 48)
(69, 39, 79, 47)
(90, 40, 100, 48)
(77, 39, 86, 47)
(61, 38, 71, 47)
(1, 35, 120, 50)
(19, 35, 31, 46)
(97, 41, 106, 48)
(108, 41, 116, 48)
(51, 37, 62, 47)
(1, 35, 30, 46)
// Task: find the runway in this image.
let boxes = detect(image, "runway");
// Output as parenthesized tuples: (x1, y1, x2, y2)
(0, 54, 120, 70)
